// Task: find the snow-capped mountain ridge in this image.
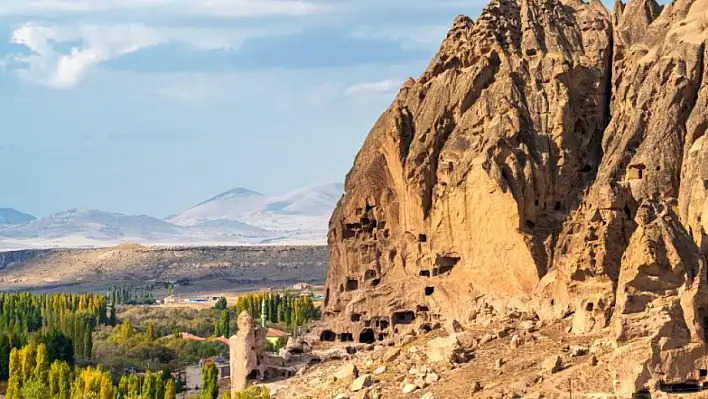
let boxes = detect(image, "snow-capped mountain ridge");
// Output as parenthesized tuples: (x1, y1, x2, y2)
(0, 183, 342, 250)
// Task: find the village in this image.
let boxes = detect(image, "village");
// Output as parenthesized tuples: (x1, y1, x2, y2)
(151, 281, 324, 398)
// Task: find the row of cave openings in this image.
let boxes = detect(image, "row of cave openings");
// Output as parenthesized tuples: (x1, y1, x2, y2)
(320, 307, 439, 344)
(342, 205, 387, 241)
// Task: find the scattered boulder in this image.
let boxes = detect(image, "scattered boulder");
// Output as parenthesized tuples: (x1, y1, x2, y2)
(364, 358, 374, 368)
(590, 355, 598, 366)
(542, 356, 563, 374)
(446, 319, 465, 333)
(519, 321, 537, 333)
(352, 390, 370, 399)
(425, 372, 440, 384)
(496, 328, 510, 339)
(479, 334, 495, 345)
(570, 346, 589, 357)
(373, 365, 387, 375)
(334, 364, 359, 382)
(383, 347, 401, 363)
(471, 381, 482, 392)
(421, 393, 436, 399)
(426, 335, 464, 363)
(495, 358, 504, 369)
(510, 335, 521, 349)
(402, 383, 418, 394)
(334, 394, 350, 399)
(351, 375, 372, 392)
(414, 376, 428, 389)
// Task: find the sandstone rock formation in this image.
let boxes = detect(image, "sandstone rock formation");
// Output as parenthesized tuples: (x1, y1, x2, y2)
(321, 0, 708, 395)
(229, 311, 266, 396)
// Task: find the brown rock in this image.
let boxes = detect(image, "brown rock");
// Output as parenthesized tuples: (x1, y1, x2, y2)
(541, 356, 562, 374)
(319, 0, 708, 394)
(426, 335, 462, 363)
(351, 375, 372, 392)
(335, 364, 359, 383)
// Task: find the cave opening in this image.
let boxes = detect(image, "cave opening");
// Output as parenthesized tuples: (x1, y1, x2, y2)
(346, 279, 359, 291)
(425, 287, 434, 296)
(393, 311, 416, 325)
(339, 333, 354, 342)
(359, 329, 375, 344)
(419, 270, 431, 277)
(320, 330, 336, 342)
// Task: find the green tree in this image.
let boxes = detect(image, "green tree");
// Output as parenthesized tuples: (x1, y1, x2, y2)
(218, 311, 230, 338)
(0, 334, 11, 380)
(99, 372, 113, 399)
(6, 347, 21, 399)
(164, 379, 176, 399)
(20, 379, 49, 399)
(200, 361, 218, 399)
(33, 343, 49, 384)
(213, 297, 227, 311)
(142, 370, 155, 399)
(19, 343, 36, 383)
(147, 322, 156, 342)
(127, 373, 140, 398)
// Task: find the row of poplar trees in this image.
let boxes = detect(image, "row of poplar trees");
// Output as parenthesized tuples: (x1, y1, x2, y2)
(6, 342, 178, 399)
(232, 293, 319, 329)
(0, 292, 110, 378)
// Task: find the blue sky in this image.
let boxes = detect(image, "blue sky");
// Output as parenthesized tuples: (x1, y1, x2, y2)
(0, 0, 484, 218)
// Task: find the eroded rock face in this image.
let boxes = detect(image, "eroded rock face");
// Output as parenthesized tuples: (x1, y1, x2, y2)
(230, 311, 266, 396)
(322, 0, 708, 395)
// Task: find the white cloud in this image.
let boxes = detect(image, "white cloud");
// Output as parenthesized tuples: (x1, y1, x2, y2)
(9, 24, 164, 88)
(344, 79, 401, 96)
(0, 0, 326, 18)
(6, 23, 297, 89)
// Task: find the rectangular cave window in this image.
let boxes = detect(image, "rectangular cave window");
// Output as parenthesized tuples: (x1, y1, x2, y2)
(351, 313, 361, 322)
(425, 287, 434, 296)
(418, 234, 427, 243)
(703, 315, 708, 341)
(364, 270, 377, 280)
(417, 305, 429, 312)
(700, 369, 707, 377)
(628, 165, 646, 180)
(346, 279, 359, 291)
(392, 311, 416, 325)
(419, 270, 431, 277)
(339, 333, 354, 342)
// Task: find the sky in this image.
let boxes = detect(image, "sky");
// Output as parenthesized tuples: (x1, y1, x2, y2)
(0, 1, 486, 218)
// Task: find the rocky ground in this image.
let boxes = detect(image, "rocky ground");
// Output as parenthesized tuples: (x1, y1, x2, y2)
(0, 244, 328, 293)
(266, 308, 628, 399)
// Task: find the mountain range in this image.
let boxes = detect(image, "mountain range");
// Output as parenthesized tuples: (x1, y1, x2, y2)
(0, 183, 342, 250)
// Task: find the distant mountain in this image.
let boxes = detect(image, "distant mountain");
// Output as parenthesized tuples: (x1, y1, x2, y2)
(168, 183, 344, 234)
(0, 208, 182, 240)
(0, 184, 343, 250)
(0, 208, 36, 225)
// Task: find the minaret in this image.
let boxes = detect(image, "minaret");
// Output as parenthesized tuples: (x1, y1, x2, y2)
(260, 298, 267, 328)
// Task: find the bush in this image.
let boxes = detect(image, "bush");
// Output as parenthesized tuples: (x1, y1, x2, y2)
(228, 386, 270, 399)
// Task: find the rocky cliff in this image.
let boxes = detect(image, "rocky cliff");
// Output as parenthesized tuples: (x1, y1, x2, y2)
(322, 0, 708, 395)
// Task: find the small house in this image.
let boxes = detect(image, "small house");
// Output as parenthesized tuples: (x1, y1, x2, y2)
(265, 328, 291, 349)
